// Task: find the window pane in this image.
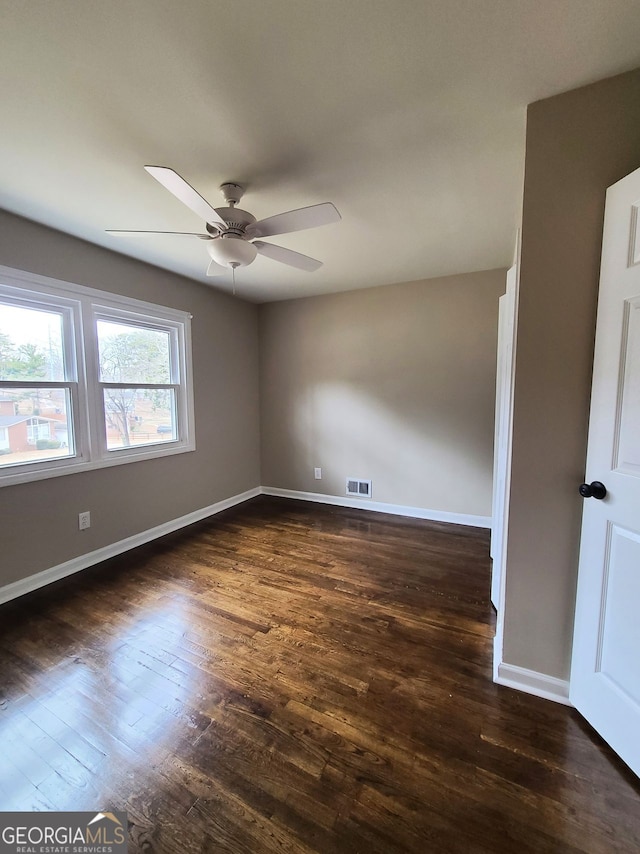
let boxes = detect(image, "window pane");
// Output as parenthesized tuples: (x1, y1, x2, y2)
(0, 388, 73, 466)
(103, 387, 176, 449)
(97, 320, 172, 384)
(0, 303, 65, 381)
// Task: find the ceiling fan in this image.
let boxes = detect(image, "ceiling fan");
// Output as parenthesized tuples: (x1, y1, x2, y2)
(107, 166, 341, 277)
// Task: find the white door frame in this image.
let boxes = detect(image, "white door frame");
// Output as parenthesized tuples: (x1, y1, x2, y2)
(492, 235, 520, 681)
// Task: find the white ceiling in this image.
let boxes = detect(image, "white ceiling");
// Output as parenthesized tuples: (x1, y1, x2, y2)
(2, 1, 640, 303)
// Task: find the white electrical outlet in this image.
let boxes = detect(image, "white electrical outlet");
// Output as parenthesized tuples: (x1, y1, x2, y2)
(314, 467, 322, 480)
(78, 511, 91, 531)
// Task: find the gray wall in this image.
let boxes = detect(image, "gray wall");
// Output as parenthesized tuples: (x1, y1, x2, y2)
(0, 211, 261, 585)
(259, 270, 505, 517)
(504, 68, 640, 678)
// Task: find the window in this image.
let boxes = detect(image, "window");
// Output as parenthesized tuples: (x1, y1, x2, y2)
(96, 316, 178, 449)
(0, 266, 194, 486)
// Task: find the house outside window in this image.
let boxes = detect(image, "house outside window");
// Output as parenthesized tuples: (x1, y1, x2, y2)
(0, 266, 195, 486)
(26, 417, 54, 445)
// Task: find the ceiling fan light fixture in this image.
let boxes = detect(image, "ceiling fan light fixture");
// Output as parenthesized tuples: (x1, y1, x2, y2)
(206, 235, 258, 268)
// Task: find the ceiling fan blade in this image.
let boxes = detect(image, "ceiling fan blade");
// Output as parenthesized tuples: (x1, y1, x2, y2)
(144, 166, 227, 229)
(246, 202, 340, 239)
(206, 259, 228, 277)
(207, 258, 231, 276)
(106, 229, 210, 239)
(253, 241, 323, 272)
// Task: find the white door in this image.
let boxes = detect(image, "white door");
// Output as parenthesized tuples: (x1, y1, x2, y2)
(570, 166, 640, 777)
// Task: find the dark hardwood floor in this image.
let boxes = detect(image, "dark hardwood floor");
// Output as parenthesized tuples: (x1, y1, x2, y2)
(1, 496, 639, 852)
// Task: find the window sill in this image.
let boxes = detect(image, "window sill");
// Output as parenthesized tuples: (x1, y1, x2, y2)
(0, 440, 196, 488)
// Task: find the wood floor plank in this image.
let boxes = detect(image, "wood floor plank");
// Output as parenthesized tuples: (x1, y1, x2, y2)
(1, 495, 639, 852)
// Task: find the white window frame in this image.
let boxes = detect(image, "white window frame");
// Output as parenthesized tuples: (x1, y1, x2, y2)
(0, 265, 195, 487)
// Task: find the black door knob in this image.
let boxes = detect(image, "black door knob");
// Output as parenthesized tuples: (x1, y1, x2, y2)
(579, 481, 607, 500)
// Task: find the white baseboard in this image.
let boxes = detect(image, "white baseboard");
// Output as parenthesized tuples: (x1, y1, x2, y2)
(261, 486, 491, 529)
(494, 657, 572, 706)
(0, 487, 261, 606)
(1, 485, 489, 607)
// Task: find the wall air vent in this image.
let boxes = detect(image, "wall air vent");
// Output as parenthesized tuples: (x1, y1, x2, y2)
(346, 477, 372, 499)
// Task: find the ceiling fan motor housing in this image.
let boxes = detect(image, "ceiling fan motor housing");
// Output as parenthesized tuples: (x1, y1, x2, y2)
(206, 205, 256, 236)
